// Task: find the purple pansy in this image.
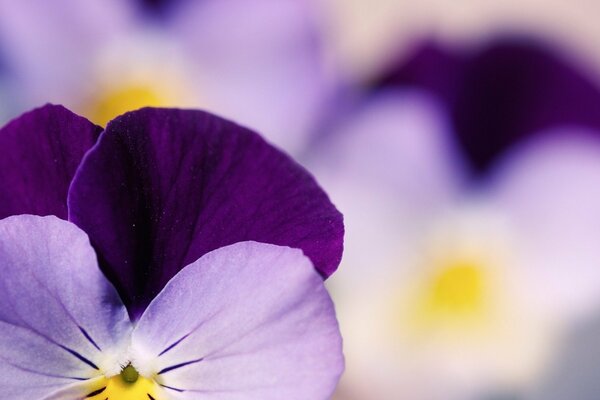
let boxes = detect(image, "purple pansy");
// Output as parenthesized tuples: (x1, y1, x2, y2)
(0, 105, 344, 399)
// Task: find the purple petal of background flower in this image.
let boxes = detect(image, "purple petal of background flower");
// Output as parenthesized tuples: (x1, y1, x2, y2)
(68, 107, 344, 318)
(377, 38, 600, 172)
(0, 104, 101, 219)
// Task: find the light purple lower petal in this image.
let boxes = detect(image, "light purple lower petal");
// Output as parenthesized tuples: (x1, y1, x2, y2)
(131, 241, 343, 400)
(0, 215, 131, 399)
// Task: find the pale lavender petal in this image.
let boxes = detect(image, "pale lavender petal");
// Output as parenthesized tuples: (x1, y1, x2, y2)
(0, 215, 131, 399)
(307, 89, 467, 289)
(131, 241, 343, 400)
(0, 0, 135, 113)
(170, 0, 331, 153)
(489, 129, 600, 320)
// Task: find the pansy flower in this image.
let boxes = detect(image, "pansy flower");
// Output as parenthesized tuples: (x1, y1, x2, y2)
(0, 105, 344, 399)
(0, 0, 332, 154)
(308, 38, 600, 400)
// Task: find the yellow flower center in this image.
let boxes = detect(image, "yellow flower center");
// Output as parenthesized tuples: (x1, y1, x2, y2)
(401, 258, 495, 335)
(423, 262, 486, 317)
(85, 84, 171, 127)
(87, 365, 160, 400)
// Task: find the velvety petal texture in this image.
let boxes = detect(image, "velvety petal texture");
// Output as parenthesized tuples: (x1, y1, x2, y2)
(0, 104, 101, 219)
(380, 39, 600, 172)
(131, 241, 343, 400)
(0, 215, 130, 399)
(69, 108, 344, 316)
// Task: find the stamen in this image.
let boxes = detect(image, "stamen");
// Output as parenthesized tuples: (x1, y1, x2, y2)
(85, 364, 159, 400)
(121, 364, 139, 383)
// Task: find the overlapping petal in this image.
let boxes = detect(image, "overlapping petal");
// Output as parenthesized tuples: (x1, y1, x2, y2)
(0, 215, 130, 399)
(0, 104, 101, 219)
(131, 241, 343, 399)
(69, 108, 344, 317)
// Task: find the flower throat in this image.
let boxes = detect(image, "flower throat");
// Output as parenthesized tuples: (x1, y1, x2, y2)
(87, 364, 159, 400)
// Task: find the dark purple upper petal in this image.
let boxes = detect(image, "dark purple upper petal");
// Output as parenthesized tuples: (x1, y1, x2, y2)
(68, 108, 344, 317)
(0, 104, 101, 219)
(378, 38, 600, 172)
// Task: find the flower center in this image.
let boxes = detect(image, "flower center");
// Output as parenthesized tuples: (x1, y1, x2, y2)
(417, 261, 487, 320)
(87, 364, 159, 400)
(390, 206, 516, 338)
(85, 83, 171, 127)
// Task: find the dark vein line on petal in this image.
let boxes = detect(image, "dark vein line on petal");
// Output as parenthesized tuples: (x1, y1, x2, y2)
(58, 344, 99, 370)
(0, 319, 99, 373)
(78, 326, 102, 351)
(154, 306, 226, 358)
(158, 333, 190, 356)
(85, 387, 106, 397)
(160, 383, 185, 392)
(0, 353, 89, 381)
(157, 357, 204, 375)
(26, 264, 103, 354)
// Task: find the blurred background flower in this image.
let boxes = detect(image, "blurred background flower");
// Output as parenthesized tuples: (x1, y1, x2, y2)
(2, 1, 600, 399)
(0, 0, 335, 154)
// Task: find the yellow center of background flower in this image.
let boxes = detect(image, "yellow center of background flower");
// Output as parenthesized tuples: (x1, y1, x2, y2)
(87, 365, 159, 400)
(400, 257, 496, 337)
(423, 262, 485, 318)
(85, 83, 172, 127)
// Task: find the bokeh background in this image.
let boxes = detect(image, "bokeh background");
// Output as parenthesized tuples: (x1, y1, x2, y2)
(2, 0, 600, 399)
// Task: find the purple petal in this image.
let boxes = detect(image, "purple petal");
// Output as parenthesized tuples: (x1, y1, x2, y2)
(131, 241, 343, 399)
(380, 38, 600, 172)
(0, 104, 101, 219)
(68, 108, 344, 317)
(0, 215, 130, 399)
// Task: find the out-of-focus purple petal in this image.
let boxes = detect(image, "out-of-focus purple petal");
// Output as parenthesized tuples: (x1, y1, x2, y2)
(131, 241, 343, 399)
(170, 0, 331, 154)
(380, 39, 600, 172)
(0, 215, 131, 399)
(0, 104, 101, 219)
(135, 0, 184, 16)
(68, 108, 344, 317)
